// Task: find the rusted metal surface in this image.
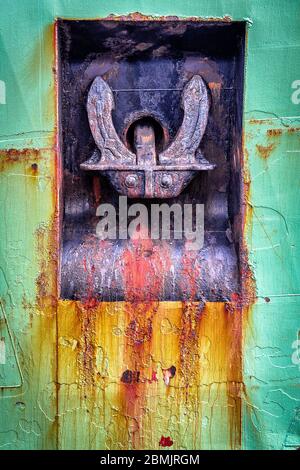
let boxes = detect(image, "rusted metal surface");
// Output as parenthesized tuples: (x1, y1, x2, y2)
(56, 300, 243, 449)
(54, 17, 249, 450)
(103, 12, 233, 23)
(60, 19, 244, 302)
(1, 0, 300, 452)
(61, 236, 239, 301)
(81, 75, 214, 198)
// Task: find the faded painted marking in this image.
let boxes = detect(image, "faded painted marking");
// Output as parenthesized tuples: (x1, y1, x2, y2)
(0, 301, 23, 388)
(0, 337, 5, 364)
(291, 336, 300, 368)
(0, 80, 6, 105)
(291, 80, 300, 105)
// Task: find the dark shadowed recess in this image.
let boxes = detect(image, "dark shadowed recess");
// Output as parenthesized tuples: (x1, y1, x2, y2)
(58, 19, 246, 302)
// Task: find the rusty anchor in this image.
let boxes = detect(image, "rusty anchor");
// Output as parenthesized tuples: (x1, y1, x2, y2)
(81, 75, 215, 198)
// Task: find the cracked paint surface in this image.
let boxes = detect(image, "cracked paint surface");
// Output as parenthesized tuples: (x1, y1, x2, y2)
(0, 0, 300, 450)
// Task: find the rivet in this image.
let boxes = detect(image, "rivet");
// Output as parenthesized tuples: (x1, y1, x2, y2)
(160, 174, 172, 188)
(125, 174, 138, 188)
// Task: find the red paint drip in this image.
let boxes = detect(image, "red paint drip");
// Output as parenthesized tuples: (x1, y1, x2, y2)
(231, 292, 240, 302)
(121, 232, 171, 301)
(150, 371, 158, 382)
(159, 436, 173, 447)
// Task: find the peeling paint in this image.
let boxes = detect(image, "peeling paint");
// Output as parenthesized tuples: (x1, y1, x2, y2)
(0, 0, 299, 452)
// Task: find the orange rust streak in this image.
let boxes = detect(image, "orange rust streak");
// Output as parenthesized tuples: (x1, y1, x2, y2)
(0, 148, 43, 172)
(287, 126, 300, 133)
(240, 138, 256, 307)
(267, 128, 283, 137)
(255, 143, 276, 159)
(103, 12, 232, 22)
(57, 300, 244, 449)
